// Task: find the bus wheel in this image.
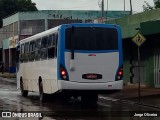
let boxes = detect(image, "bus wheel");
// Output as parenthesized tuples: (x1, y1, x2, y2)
(81, 93, 98, 104)
(39, 81, 46, 102)
(20, 79, 28, 97)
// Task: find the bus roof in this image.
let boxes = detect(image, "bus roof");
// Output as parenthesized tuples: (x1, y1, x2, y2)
(19, 25, 61, 44)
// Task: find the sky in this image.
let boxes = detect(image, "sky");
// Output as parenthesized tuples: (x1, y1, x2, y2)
(32, 0, 154, 13)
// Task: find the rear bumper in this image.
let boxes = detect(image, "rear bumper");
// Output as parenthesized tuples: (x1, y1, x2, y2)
(58, 80, 123, 90)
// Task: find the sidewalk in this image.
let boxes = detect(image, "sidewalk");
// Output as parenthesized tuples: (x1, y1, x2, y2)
(102, 84, 160, 108)
(0, 72, 16, 78)
(107, 84, 160, 99)
(0, 76, 16, 83)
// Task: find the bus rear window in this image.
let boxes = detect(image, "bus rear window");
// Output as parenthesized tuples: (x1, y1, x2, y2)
(65, 27, 118, 50)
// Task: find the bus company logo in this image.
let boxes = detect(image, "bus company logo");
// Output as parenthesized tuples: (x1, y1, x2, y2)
(2, 112, 11, 117)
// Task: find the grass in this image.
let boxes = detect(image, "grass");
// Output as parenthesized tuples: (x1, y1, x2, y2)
(0, 72, 16, 78)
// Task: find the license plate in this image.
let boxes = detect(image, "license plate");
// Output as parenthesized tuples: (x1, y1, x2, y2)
(82, 74, 102, 80)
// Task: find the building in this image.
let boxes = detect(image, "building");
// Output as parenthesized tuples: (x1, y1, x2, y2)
(108, 8, 160, 88)
(0, 10, 130, 72)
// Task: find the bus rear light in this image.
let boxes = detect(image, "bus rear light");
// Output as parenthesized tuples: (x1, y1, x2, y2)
(118, 71, 122, 75)
(116, 65, 123, 81)
(61, 70, 66, 76)
(60, 65, 69, 80)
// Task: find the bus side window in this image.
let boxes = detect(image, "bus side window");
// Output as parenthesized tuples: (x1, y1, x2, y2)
(55, 33, 58, 57)
(24, 42, 29, 62)
(41, 36, 48, 60)
(35, 39, 41, 61)
(48, 34, 56, 59)
(29, 41, 35, 61)
(16, 44, 20, 63)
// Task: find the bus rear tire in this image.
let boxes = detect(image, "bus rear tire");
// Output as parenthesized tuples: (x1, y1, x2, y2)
(39, 81, 46, 102)
(20, 79, 28, 97)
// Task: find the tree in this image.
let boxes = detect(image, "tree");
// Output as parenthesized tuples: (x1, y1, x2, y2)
(0, 0, 38, 27)
(143, 0, 160, 11)
(154, 0, 160, 8)
(143, 1, 154, 11)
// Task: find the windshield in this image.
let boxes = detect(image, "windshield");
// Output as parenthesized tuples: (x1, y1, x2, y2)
(65, 27, 118, 51)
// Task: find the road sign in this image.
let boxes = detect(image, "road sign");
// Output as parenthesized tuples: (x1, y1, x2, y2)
(132, 32, 146, 46)
(132, 32, 146, 103)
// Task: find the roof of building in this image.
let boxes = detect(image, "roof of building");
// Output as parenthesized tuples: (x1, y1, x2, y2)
(3, 10, 130, 26)
(107, 8, 160, 38)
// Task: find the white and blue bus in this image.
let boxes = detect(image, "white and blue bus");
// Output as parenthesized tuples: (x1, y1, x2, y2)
(16, 23, 123, 103)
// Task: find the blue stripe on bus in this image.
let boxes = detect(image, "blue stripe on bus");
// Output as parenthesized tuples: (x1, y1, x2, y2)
(57, 25, 70, 80)
(116, 25, 123, 80)
(117, 25, 123, 66)
(57, 26, 64, 80)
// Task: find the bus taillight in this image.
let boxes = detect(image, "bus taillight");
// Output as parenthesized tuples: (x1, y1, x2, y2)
(116, 65, 123, 81)
(61, 70, 66, 76)
(60, 65, 69, 80)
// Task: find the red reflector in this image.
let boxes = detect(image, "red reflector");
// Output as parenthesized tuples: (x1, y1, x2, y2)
(118, 71, 123, 75)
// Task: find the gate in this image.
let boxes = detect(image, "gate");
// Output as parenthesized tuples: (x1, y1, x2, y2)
(154, 49, 160, 88)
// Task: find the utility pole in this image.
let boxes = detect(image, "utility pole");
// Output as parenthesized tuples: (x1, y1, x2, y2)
(106, 0, 108, 22)
(124, 0, 125, 11)
(101, 0, 104, 17)
(107, 0, 108, 11)
(130, 0, 133, 15)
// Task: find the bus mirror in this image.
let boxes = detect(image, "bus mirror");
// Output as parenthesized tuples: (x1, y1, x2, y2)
(16, 45, 20, 54)
(16, 45, 20, 62)
(55, 33, 58, 41)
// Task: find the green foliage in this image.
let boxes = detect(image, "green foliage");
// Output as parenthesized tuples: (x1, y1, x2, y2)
(143, 0, 160, 11)
(154, 0, 160, 8)
(143, 1, 153, 11)
(0, 0, 38, 27)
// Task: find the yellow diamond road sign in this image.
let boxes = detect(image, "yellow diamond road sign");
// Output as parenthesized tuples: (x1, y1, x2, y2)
(132, 33, 146, 46)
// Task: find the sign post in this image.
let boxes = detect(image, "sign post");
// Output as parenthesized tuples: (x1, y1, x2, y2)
(132, 32, 146, 103)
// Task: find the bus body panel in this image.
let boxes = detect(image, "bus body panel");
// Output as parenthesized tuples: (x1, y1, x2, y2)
(64, 52, 119, 83)
(58, 80, 123, 90)
(57, 23, 123, 91)
(17, 59, 59, 94)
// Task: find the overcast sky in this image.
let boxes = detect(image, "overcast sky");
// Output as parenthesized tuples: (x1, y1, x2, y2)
(32, 0, 154, 13)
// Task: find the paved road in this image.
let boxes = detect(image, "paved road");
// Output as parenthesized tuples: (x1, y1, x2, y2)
(0, 79, 159, 120)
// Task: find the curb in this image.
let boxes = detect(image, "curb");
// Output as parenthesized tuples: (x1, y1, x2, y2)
(99, 95, 160, 109)
(0, 77, 16, 84)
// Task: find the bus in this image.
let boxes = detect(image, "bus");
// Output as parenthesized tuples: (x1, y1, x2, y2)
(16, 23, 123, 103)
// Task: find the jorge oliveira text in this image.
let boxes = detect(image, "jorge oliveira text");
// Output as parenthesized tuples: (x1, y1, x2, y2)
(134, 112, 158, 117)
